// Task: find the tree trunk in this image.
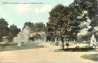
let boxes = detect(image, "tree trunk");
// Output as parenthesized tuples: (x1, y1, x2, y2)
(61, 36, 64, 50)
(62, 41, 64, 50)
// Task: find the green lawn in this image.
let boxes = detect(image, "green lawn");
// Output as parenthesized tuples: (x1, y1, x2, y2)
(0, 42, 44, 51)
(81, 54, 98, 61)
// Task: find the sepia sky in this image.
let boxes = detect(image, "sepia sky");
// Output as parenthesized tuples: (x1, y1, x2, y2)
(0, 0, 74, 28)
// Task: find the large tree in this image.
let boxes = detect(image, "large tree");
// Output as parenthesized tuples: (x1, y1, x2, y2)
(69, 0, 89, 41)
(70, 0, 98, 41)
(74, 0, 98, 28)
(47, 4, 79, 49)
(46, 0, 98, 49)
(9, 24, 20, 41)
(0, 18, 9, 41)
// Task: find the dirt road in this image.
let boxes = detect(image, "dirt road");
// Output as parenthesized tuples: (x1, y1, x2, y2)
(0, 45, 97, 63)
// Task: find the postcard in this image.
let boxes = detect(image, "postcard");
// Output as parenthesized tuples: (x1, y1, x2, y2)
(0, 0, 97, 63)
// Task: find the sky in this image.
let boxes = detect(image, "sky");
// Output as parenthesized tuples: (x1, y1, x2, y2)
(0, 0, 74, 28)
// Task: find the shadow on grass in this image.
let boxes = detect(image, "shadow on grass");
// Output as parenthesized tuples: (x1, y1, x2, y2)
(81, 54, 98, 61)
(55, 48, 95, 52)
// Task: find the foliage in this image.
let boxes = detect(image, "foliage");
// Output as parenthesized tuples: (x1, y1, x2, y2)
(23, 22, 45, 32)
(23, 22, 34, 29)
(72, 0, 98, 41)
(0, 18, 9, 41)
(9, 24, 21, 41)
(46, 0, 98, 49)
(47, 0, 98, 41)
(47, 4, 81, 41)
(0, 18, 20, 42)
(73, 0, 98, 27)
(34, 22, 45, 32)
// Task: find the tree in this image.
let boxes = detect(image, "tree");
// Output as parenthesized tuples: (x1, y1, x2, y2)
(47, 4, 73, 49)
(34, 22, 45, 32)
(74, 0, 98, 28)
(23, 22, 45, 32)
(47, 0, 98, 49)
(9, 24, 20, 41)
(23, 22, 34, 29)
(70, 0, 98, 41)
(0, 18, 9, 41)
(69, 0, 88, 41)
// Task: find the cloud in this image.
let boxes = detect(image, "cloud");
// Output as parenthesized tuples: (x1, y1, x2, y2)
(15, 4, 53, 14)
(33, 4, 53, 13)
(16, 4, 30, 14)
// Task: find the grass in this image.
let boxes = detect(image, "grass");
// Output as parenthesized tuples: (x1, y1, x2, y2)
(81, 54, 98, 61)
(55, 45, 95, 52)
(55, 48, 95, 52)
(0, 42, 44, 51)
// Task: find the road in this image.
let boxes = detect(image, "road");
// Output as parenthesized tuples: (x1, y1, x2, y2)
(0, 43, 97, 63)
